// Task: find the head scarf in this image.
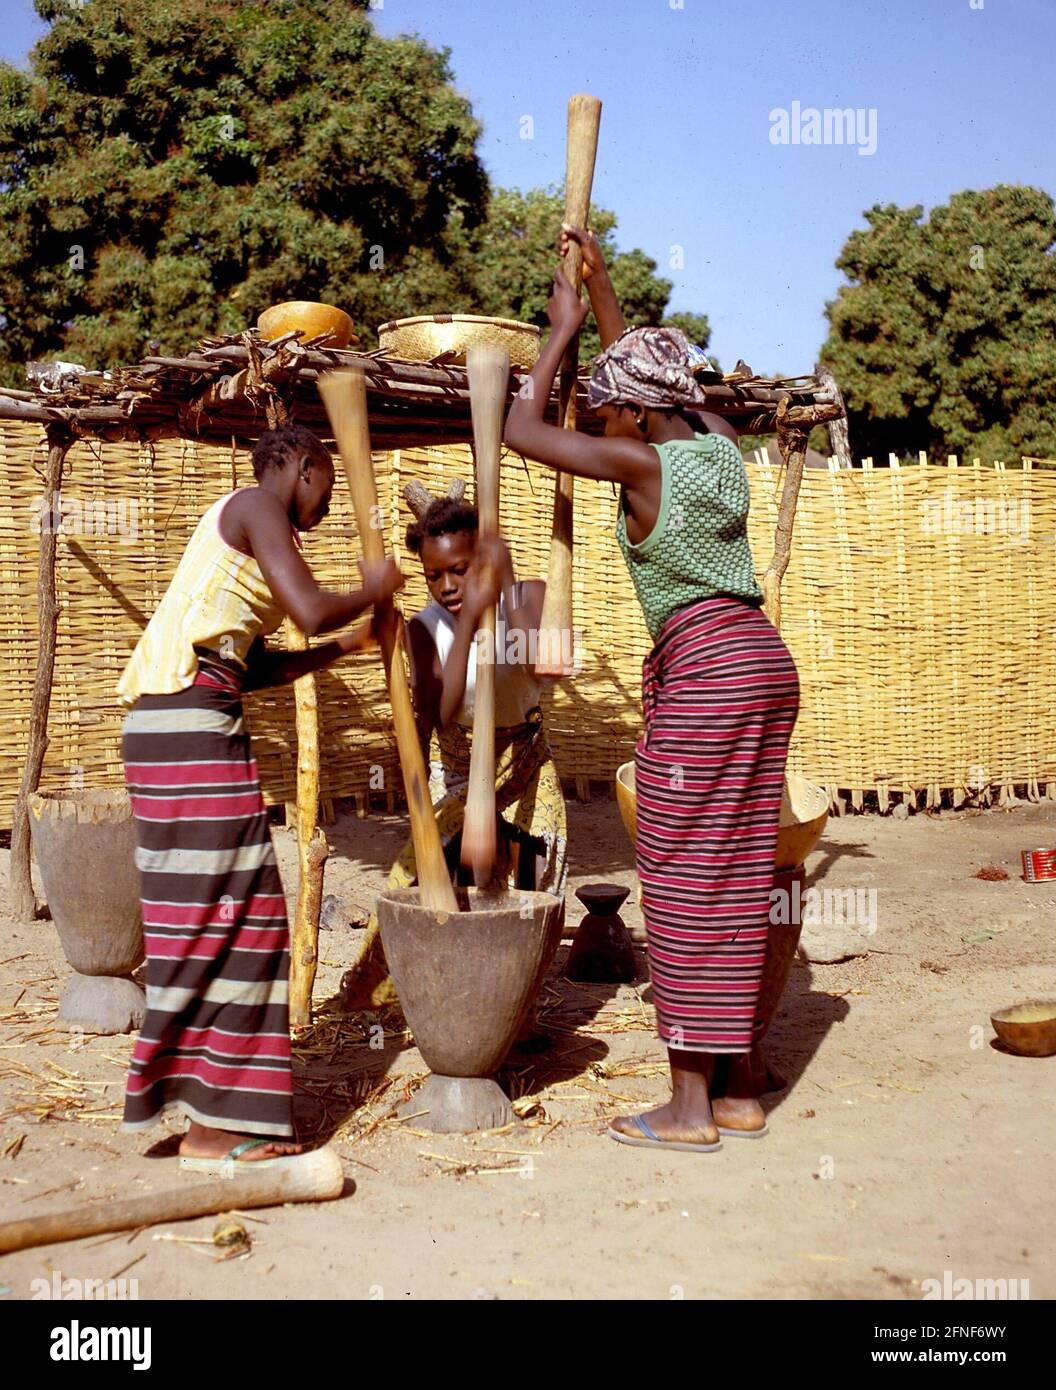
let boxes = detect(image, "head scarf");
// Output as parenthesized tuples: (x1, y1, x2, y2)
(587, 326, 717, 412)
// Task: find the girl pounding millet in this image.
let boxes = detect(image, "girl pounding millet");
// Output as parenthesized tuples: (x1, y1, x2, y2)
(117, 424, 403, 1167)
(504, 228, 799, 1150)
(341, 478, 567, 1008)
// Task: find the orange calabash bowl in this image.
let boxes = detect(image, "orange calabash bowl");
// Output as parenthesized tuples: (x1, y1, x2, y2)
(257, 301, 354, 348)
(990, 1001, 1056, 1057)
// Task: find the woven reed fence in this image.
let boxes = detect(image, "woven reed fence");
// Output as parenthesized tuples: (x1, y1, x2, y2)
(2, 420, 1054, 827)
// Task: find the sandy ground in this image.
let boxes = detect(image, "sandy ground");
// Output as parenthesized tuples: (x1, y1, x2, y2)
(0, 796, 1053, 1302)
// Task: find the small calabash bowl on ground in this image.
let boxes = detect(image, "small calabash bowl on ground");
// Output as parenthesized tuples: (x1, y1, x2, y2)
(990, 1000, 1056, 1057)
(257, 301, 355, 348)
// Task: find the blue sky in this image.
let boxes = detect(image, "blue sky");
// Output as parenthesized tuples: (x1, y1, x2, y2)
(4, 0, 1053, 372)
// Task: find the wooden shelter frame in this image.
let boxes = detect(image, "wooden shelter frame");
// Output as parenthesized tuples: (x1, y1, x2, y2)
(0, 328, 845, 1023)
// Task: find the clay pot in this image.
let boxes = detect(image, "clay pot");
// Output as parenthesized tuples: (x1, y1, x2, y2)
(376, 887, 563, 1132)
(565, 883, 636, 983)
(28, 789, 145, 1035)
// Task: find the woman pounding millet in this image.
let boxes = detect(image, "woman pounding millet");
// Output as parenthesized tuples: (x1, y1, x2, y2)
(504, 228, 799, 1149)
(117, 424, 403, 1169)
(341, 477, 567, 1008)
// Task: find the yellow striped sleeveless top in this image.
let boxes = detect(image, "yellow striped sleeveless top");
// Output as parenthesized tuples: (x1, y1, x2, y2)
(117, 490, 288, 706)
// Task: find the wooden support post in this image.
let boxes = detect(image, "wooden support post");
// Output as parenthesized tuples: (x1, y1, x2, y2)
(10, 426, 74, 921)
(286, 623, 329, 1029)
(815, 364, 852, 469)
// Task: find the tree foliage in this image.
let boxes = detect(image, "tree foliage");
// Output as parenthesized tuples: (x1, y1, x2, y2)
(0, 0, 488, 379)
(0, 1, 705, 385)
(821, 186, 1056, 461)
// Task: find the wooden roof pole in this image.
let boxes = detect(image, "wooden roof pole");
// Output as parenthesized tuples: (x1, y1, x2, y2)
(10, 425, 75, 920)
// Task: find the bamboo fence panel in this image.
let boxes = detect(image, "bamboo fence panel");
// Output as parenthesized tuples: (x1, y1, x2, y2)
(2, 420, 1056, 825)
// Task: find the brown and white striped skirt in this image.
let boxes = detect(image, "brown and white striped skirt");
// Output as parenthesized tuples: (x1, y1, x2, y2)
(120, 653, 293, 1136)
(635, 597, 800, 1054)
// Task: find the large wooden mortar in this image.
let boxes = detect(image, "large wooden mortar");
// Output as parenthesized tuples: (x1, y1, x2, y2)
(377, 887, 563, 1132)
(27, 788, 145, 1035)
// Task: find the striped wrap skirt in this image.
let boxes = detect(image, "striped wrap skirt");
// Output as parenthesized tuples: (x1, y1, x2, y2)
(120, 652, 293, 1136)
(635, 597, 800, 1054)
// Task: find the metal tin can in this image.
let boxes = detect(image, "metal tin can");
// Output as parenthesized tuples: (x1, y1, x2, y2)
(1021, 848, 1056, 882)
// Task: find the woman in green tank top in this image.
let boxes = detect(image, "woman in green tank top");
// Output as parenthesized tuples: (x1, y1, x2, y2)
(505, 228, 800, 1153)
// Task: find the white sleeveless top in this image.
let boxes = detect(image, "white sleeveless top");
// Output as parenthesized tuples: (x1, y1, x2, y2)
(412, 588, 542, 729)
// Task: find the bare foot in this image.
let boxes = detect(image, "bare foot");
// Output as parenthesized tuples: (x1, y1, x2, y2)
(710, 1093, 767, 1134)
(610, 1100, 719, 1147)
(178, 1122, 304, 1161)
(711, 1054, 768, 1133)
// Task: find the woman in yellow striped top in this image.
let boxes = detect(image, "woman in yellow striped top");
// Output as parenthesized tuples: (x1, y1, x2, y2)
(118, 424, 403, 1172)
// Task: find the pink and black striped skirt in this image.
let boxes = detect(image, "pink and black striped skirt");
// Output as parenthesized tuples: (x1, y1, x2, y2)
(120, 652, 293, 1136)
(635, 597, 800, 1054)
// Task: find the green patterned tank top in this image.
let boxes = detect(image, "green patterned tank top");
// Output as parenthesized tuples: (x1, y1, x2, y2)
(616, 433, 762, 641)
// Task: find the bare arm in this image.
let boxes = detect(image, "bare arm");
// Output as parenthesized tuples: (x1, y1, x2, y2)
(685, 408, 741, 446)
(406, 617, 443, 751)
(560, 225, 626, 348)
(437, 603, 483, 730)
(477, 534, 542, 638)
(235, 490, 401, 637)
(560, 229, 737, 446)
(242, 623, 375, 691)
(505, 271, 657, 496)
(504, 578, 545, 641)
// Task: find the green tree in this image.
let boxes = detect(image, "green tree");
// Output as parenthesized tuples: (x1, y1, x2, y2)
(0, 0, 488, 381)
(661, 311, 714, 353)
(820, 185, 1056, 462)
(0, 2, 711, 385)
(471, 187, 708, 362)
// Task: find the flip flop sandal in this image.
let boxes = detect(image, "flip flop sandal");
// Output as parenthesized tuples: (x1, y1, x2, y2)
(607, 1114, 722, 1153)
(178, 1138, 305, 1175)
(717, 1123, 769, 1140)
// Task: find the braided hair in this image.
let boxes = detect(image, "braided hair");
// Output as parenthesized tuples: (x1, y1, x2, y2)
(251, 424, 331, 480)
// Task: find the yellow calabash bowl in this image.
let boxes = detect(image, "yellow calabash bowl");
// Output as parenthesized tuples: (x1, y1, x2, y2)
(615, 763, 829, 872)
(257, 301, 354, 348)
